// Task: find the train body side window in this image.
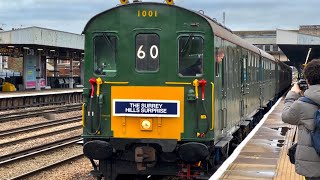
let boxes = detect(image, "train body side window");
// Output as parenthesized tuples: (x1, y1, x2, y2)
(178, 35, 203, 77)
(136, 34, 160, 72)
(215, 36, 224, 77)
(228, 46, 233, 88)
(243, 55, 247, 82)
(233, 48, 238, 87)
(93, 34, 117, 76)
(256, 56, 258, 81)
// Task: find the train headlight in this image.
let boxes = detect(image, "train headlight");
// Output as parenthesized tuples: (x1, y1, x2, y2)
(140, 119, 152, 131)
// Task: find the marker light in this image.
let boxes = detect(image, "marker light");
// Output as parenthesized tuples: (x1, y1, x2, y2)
(120, 0, 129, 4)
(166, 0, 174, 5)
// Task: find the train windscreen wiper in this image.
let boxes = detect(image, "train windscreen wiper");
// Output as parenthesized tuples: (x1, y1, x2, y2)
(180, 33, 194, 54)
(102, 33, 115, 52)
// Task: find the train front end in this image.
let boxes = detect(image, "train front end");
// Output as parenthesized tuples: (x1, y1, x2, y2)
(82, 2, 215, 179)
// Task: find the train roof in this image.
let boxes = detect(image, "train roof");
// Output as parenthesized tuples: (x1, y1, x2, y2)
(259, 49, 276, 60)
(197, 13, 276, 62)
(83, 2, 276, 62)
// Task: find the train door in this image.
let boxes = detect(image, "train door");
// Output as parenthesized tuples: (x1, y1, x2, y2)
(268, 62, 272, 101)
(275, 63, 279, 95)
(177, 33, 205, 140)
(240, 49, 248, 118)
(221, 43, 229, 134)
(221, 42, 231, 133)
(258, 57, 263, 108)
(214, 36, 224, 141)
(225, 45, 234, 131)
(254, 55, 260, 109)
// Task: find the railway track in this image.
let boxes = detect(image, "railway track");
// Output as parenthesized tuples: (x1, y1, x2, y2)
(0, 103, 82, 123)
(0, 102, 84, 180)
(8, 154, 84, 180)
(0, 125, 82, 147)
(0, 136, 83, 180)
(0, 116, 82, 137)
(0, 136, 82, 165)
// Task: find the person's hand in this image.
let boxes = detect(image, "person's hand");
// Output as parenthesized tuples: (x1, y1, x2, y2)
(291, 83, 301, 94)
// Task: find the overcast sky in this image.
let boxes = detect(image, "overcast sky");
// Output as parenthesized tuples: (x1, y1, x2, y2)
(0, 0, 319, 34)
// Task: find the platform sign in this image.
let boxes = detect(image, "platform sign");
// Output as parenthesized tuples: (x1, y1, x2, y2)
(40, 78, 46, 88)
(113, 99, 180, 117)
(25, 55, 37, 89)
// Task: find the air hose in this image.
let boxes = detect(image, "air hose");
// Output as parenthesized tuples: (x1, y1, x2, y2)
(195, 97, 199, 130)
(196, 79, 210, 137)
(89, 78, 96, 134)
(201, 100, 210, 135)
(85, 78, 102, 135)
(193, 79, 200, 131)
(195, 98, 210, 137)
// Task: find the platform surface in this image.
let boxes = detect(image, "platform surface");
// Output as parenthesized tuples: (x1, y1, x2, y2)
(217, 98, 303, 180)
(0, 88, 83, 99)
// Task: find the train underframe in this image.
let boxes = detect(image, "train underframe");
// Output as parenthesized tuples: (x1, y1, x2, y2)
(84, 138, 217, 180)
(84, 123, 254, 180)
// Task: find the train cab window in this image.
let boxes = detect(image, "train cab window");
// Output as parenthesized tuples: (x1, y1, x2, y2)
(135, 34, 160, 72)
(178, 35, 203, 77)
(93, 34, 117, 76)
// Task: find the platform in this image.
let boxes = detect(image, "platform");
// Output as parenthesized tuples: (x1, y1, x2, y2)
(0, 88, 83, 99)
(0, 88, 83, 110)
(211, 98, 303, 180)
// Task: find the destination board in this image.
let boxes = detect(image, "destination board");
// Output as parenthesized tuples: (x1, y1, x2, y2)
(113, 99, 180, 117)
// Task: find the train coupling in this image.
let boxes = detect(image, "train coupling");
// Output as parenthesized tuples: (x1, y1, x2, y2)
(135, 146, 156, 171)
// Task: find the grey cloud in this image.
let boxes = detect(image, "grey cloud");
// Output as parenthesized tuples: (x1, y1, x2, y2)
(0, 0, 319, 33)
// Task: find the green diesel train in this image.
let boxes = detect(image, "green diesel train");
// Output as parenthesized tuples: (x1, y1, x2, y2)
(82, 1, 292, 179)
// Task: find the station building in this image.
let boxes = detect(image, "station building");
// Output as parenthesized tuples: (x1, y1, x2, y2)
(234, 25, 320, 72)
(1, 25, 320, 91)
(0, 27, 84, 91)
(234, 30, 288, 61)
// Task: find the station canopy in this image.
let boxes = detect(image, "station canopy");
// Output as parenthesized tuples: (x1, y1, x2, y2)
(0, 26, 84, 60)
(277, 29, 320, 67)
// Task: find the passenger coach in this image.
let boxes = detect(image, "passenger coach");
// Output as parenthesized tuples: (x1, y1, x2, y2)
(81, 1, 292, 179)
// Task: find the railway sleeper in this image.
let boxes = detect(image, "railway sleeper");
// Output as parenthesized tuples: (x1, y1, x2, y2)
(0, 99, 8, 110)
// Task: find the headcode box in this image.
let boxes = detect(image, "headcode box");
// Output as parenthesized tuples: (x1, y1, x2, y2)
(113, 99, 180, 117)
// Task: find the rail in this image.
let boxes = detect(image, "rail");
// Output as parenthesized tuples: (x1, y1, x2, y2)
(0, 104, 81, 122)
(0, 136, 82, 165)
(0, 116, 81, 137)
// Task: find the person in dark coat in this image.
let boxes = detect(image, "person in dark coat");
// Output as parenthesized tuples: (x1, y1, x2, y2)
(282, 59, 320, 179)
